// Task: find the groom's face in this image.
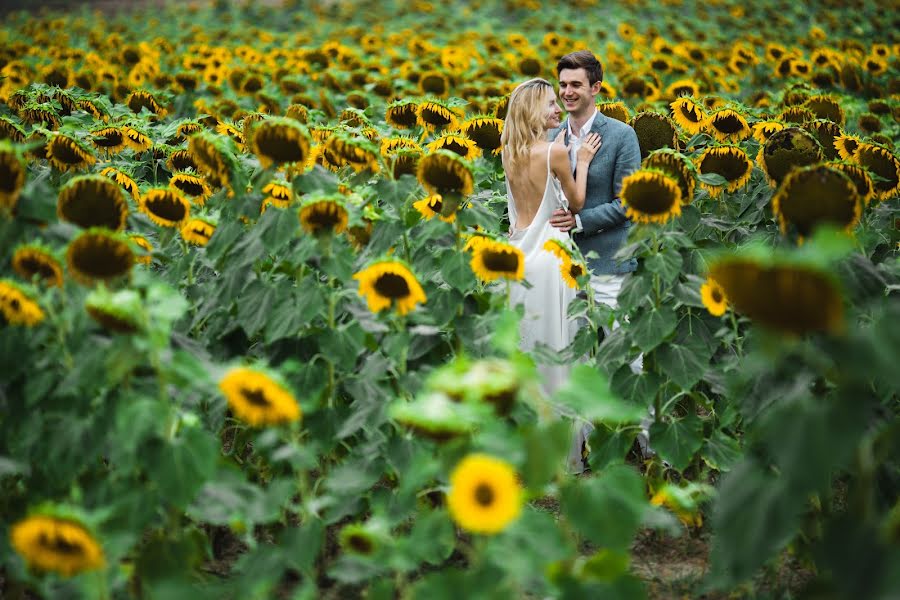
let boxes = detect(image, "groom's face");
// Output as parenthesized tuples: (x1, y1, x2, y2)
(558, 68, 600, 117)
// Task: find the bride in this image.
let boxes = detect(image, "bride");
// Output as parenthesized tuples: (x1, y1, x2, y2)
(501, 78, 600, 472)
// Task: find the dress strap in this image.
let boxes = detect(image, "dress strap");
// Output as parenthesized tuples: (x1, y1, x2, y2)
(546, 142, 554, 175)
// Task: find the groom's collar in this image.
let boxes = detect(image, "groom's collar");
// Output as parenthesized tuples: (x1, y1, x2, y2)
(562, 108, 609, 135)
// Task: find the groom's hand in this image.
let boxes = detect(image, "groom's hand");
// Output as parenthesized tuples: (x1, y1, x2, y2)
(550, 208, 576, 232)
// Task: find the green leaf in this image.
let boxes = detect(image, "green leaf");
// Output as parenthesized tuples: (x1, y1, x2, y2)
(146, 427, 218, 509)
(236, 280, 277, 338)
(294, 165, 339, 195)
(630, 305, 678, 353)
(486, 508, 571, 589)
(554, 365, 645, 425)
(280, 518, 325, 574)
(187, 473, 294, 526)
(258, 204, 299, 253)
(648, 413, 704, 472)
(401, 509, 456, 567)
(609, 365, 662, 406)
(440, 251, 475, 292)
(702, 430, 742, 471)
(491, 308, 522, 355)
(560, 464, 646, 550)
(698, 172, 728, 186)
(617, 272, 653, 311)
(587, 425, 638, 471)
(654, 339, 710, 391)
(523, 419, 573, 488)
(644, 248, 683, 285)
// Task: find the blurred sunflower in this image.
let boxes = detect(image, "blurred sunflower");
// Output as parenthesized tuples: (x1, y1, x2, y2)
(353, 259, 427, 316)
(219, 366, 301, 427)
(0, 279, 45, 326)
(703, 108, 751, 143)
(759, 127, 824, 186)
(596, 101, 630, 123)
(12, 244, 63, 287)
(89, 126, 127, 156)
(416, 99, 461, 132)
(140, 188, 190, 228)
(0, 117, 26, 144)
(126, 89, 166, 117)
(0, 144, 26, 211)
(543, 239, 586, 289)
(629, 112, 678, 159)
(427, 134, 480, 161)
(99, 167, 141, 202)
(413, 193, 456, 223)
(772, 164, 861, 238)
(643, 149, 696, 203)
(46, 134, 96, 172)
(803, 95, 844, 125)
(169, 172, 213, 206)
(447, 454, 523, 535)
(417, 150, 474, 199)
(123, 126, 153, 152)
(261, 180, 293, 212)
(298, 194, 349, 236)
(696, 145, 754, 198)
(85, 287, 143, 334)
(619, 169, 683, 223)
(129, 234, 153, 265)
(188, 132, 234, 188)
(827, 161, 875, 206)
(853, 143, 900, 201)
(66, 228, 134, 286)
(180, 216, 216, 246)
(386, 99, 420, 130)
(467, 237, 525, 283)
(57, 175, 128, 231)
(669, 97, 705, 135)
(10, 515, 103, 576)
(419, 70, 451, 97)
(665, 79, 701, 100)
(700, 277, 728, 316)
(251, 117, 311, 169)
(323, 132, 380, 173)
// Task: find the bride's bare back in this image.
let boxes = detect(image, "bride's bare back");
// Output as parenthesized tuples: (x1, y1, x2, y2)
(505, 141, 555, 230)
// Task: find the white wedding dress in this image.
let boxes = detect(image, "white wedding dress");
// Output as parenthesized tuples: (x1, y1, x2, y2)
(507, 144, 586, 473)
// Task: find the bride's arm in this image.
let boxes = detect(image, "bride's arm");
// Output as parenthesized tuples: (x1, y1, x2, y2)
(552, 134, 601, 213)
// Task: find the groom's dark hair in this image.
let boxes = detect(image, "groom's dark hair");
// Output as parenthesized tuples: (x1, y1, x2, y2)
(556, 51, 603, 85)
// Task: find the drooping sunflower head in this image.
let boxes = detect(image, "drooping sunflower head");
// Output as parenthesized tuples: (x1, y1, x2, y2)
(126, 89, 167, 118)
(413, 193, 456, 223)
(169, 172, 213, 206)
(426, 133, 481, 161)
(385, 99, 420, 130)
(826, 161, 875, 206)
(175, 120, 204, 140)
(219, 366, 301, 427)
(772, 164, 861, 238)
(250, 117, 312, 170)
(416, 99, 462, 132)
(122, 126, 153, 152)
(619, 169, 683, 223)
(852, 143, 900, 201)
(261, 179, 293, 212)
(58, 175, 129, 231)
(85, 287, 143, 334)
(128, 234, 153, 265)
(188, 132, 236, 189)
(417, 150, 475, 198)
(0, 116, 26, 144)
(760, 127, 824, 186)
(447, 453, 523, 535)
(65, 228, 134, 286)
(703, 108, 751, 143)
(700, 277, 728, 317)
(419, 70, 451, 97)
(46, 134, 96, 172)
(596, 101, 630, 123)
(460, 116, 504, 156)
(12, 244, 64, 287)
(543, 239, 586, 289)
(643, 148, 697, 204)
(323, 131, 381, 173)
(0, 142, 26, 211)
(468, 237, 525, 283)
(89, 126, 127, 156)
(99, 166, 141, 202)
(353, 259, 427, 316)
(696, 145, 754, 198)
(803, 95, 845, 125)
(180, 216, 217, 246)
(803, 119, 842, 161)
(629, 112, 678, 159)
(298, 194, 349, 236)
(833, 134, 861, 162)
(10, 514, 104, 576)
(751, 121, 787, 144)
(0, 279, 45, 326)
(139, 188, 191, 228)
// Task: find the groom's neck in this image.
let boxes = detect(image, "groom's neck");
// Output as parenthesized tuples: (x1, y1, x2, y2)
(568, 109, 593, 135)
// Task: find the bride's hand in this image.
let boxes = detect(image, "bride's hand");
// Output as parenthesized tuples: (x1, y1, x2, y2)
(554, 129, 567, 145)
(576, 132, 601, 165)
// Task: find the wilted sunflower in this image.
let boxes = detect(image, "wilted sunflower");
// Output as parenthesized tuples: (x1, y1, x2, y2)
(219, 366, 301, 426)
(467, 237, 525, 282)
(188, 132, 234, 189)
(413, 193, 456, 223)
(771, 164, 861, 238)
(709, 258, 843, 336)
(853, 143, 900, 201)
(85, 287, 143, 334)
(827, 161, 875, 206)
(804, 120, 842, 161)
(46, 134, 96, 172)
(447, 454, 523, 535)
(629, 112, 678, 159)
(385, 99, 420, 130)
(58, 175, 129, 231)
(416, 99, 461, 132)
(696, 145, 754, 198)
(323, 132, 380, 173)
(0, 279, 45, 326)
(180, 217, 216, 246)
(10, 515, 103, 576)
(251, 117, 312, 169)
(12, 244, 63, 287)
(417, 150, 475, 200)
(140, 188, 190, 228)
(89, 127, 127, 156)
(759, 127, 824, 186)
(0, 144, 26, 211)
(700, 277, 728, 316)
(353, 259, 427, 315)
(460, 116, 503, 156)
(66, 229, 134, 286)
(166, 149, 198, 174)
(427, 134, 481, 161)
(703, 108, 751, 144)
(596, 101, 630, 123)
(298, 194, 349, 236)
(543, 239, 586, 288)
(99, 167, 141, 202)
(619, 169, 683, 223)
(123, 126, 153, 152)
(126, 89, 166, 118)
(169, 172, 212, 206)
(643, 149, 696, 203)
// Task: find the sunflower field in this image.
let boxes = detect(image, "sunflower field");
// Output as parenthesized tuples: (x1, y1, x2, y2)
(1, 0, 899, 597)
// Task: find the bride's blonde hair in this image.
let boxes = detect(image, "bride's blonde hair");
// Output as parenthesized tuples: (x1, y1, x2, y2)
(500, 78, 555, 167)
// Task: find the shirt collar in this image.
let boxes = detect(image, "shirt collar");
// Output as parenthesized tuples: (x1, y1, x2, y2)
(567, 107, 598, 138)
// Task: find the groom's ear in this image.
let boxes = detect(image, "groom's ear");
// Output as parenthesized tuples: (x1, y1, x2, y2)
(590, 80, 602, 96)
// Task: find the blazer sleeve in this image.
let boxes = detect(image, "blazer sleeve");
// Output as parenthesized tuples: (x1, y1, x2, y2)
(576, 127, 641, 235)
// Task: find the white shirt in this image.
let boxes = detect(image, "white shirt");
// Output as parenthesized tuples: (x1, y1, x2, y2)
(566, 108, 597, 233)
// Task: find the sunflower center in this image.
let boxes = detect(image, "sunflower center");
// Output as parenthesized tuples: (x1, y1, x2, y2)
(389, 105, 418, 127)
(39, 533, 85, 556)
(632, 115, 676, 157)
(374, 273, 411, 299)
(53, 139, 86, 165)
(570, 263, 584, 278)
(623, 176, 679, 215)
(712, 114, 743, 134)
(0, 162, 19, 193)
(712, 289, 723, 303)
(700, 152, 750, 183)
(306, 203, 343, 231)
(70, 235, 133, 280)
(256, 128, 308, 164)
(347, 533, 374, 555)
(173, 178, 205, 197)
(241, 387, 271, 407)
(474, 483, 495, 507)
(482, 249, 520, 273)
(147, 195, 188, 222)
(61, 181, 125, 230)
(420, 106, 452, 127)
(19, 256, 58, 281)
(94, 130, 124, 147)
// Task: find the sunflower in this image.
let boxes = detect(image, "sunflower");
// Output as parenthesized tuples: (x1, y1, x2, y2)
(250, 117, 311, 169)
(771, 164, 861, 238)
(853, 143, 900, 201)
(460, 116, 503, 155)
(385, 99, 420, 130)
(99, 167, 141, 202)
(21, 104, 60, 130)
(419, 70, 451, 97)
(700, 277, 728, 317)
(188, 132, 234, 188)
(543, 239, 586, 288)
(176, 121, 204, 139)
(339, 522, 386, 557)
(46, 134, 96, 172)
(643, 149, 696, 203)
(827, 161, 875, 206)
(89, 127, 127, 156)
(759, 127, 824, 186)
(0, 279, 45, 326)
(323, 132, 380, 173)
(803, 95, 844, 125)
(665, 79, 701, 100)
(833, 134, 861, 162)
(696, 145, 754, 198)
(596, 101, 630, 123)
(467, 237, 525, 282)
(447, 454, 523, 535)
(261, 179, 293, 212)
(380, 136, 422, 158)
(57, 175, 129, 231)
(709, 258, 843, 336)
(10, 515, 103, 576)
(0, 117, 26, 144)
(85, 287, 143, 334)
(619, 169, 683, 223)
(12, 244, 63, 287)
(169, 172, 212, 206)
(426, 134, 481, 161)
(285, 103, 309, 124)
(703, 108, 751, 144)
(167, 149, 199, 173)
(140, 188, 190, 228)
(0, 143, 26, 211)
(298, 194, 349, 236)
(413, 193, 456, 223)
(417, 150, 475, 199)
(123, 126, 153, 152)
(219, 366, 301, 426)
(803, 120, 842, 161)
(66, 229, 135, 286)
(180, 217, 216, 246)
(416, 99, 461, 132)
(126, 89, 166, 118)
(216, 121, 245, 149)
(129, 234, 153, 265)
(779, 106, 815, 125)
(353, 259, 427, 315)
(629, 112, 678, 159)
(493, 94, 510, 120)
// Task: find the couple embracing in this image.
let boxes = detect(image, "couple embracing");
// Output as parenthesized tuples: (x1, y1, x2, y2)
(500, 51, 641, 473)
